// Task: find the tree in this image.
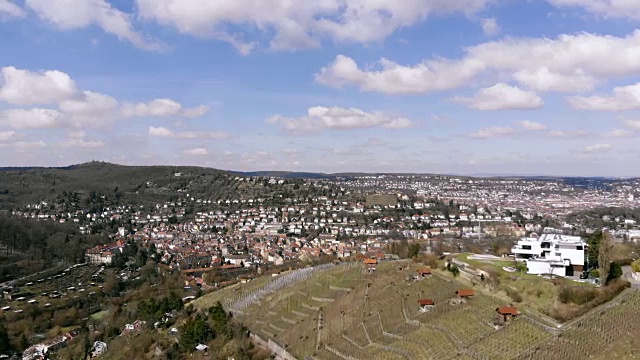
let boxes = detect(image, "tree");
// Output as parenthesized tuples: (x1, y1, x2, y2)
(407, 243, 421, 259)
(587, 231, 603, 269)
(449, 264, 460, 277)
(598, 231, 613, 285)
(83, 333, 92, 359)
(103, 273, 120, 298)
(208, 302, 232, 339)
(607, 262, 623, 284)
(19, 334, 29, 351)
(180, 315, 213, 351)
(0, 322, 12, 354)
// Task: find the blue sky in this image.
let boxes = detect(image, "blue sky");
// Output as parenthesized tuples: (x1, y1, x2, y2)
(2, 0, 640, 176)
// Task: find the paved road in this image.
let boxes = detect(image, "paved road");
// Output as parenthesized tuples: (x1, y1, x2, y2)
(622, 266, 640, 289)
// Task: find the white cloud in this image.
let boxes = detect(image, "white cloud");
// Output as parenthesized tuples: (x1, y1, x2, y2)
(513, 68, 594, 92)
(547, 0, 640, 20)
(382, 118, 414, 129)
(453, 83, 544, 110)
(480, 18, 500, 36)
(583, 143, 612, 153)
(14, 140, 47, 151)
(59, 138, 105, 149)
(59, 90, 119, 126)
(315, 55, 484, 94)
(0, 130, 16, 141)
(0, 66, 77, 105)
(568, 83, 640, 111)
(604, 129, 634, 138)
(148, 126, 173, 137)
(518, 120, 547, 130)
(122, 98, 182, 117)
(623, 119, 640, 130)
(266, 106, 414, 134)
(466, 30, 640, 80)
(181, 105, 210, 118)
(60, 91, 118, 115)
(182, 147, 209, 156)
(148, 126, 230, 139)
(0, 108, 64, 129)
(122, 99, 209, 118)
(26, 0, 164, 51)
(548, 129, 588, 137)
(136, 0, 491, 53)
(67, 130, 86, 139)
(0, 66, 205, 128)
(467, 126, 514, 139)
(316, 30, 640, 94)
(0, 0, 24, 18)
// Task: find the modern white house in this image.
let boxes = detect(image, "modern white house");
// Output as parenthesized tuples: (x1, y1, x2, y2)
(511, 233, 587, 277)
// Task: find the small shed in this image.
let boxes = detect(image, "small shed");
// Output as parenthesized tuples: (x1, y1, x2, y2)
(418, 299, 435, 311)
(456, 289, 475, 298)
(364, 258, 378, 273)
(417, 267, 432, 277)
(496, 306, 519, 321)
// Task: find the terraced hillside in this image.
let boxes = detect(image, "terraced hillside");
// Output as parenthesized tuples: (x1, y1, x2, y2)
(197, 260, 640, 360)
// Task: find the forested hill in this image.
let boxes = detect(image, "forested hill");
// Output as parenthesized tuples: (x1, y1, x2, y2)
(0, 161, 237, 210)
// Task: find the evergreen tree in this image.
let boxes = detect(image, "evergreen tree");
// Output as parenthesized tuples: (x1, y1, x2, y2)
(0, 323, 12, 354)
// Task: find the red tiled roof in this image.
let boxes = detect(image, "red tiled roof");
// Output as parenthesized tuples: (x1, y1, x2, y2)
(456, 289, 475, 297)
(364, 259, 378, 265)
(417, 267, 432, 275)
(496, 306, 519, 316)
(418, 299, 434, 306)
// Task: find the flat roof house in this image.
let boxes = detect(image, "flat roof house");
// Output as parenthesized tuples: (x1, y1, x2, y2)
(511, 233, 586, 277)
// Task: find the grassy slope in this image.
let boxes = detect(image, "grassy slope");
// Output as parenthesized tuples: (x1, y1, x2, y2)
(453, 253, 596, 316)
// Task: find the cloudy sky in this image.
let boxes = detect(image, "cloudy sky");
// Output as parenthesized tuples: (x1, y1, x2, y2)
(1, 0, 640, 176)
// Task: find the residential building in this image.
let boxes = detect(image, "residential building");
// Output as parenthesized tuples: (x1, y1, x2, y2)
(511, 233, 586, 276)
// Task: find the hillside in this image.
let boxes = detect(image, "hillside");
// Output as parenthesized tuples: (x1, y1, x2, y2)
(194, 261, 640, 360)
(0, 161, 337, 211)
(0, 162, 235, 209)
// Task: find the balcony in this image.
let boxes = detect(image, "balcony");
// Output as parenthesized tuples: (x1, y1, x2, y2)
(511, 245, 536, 255)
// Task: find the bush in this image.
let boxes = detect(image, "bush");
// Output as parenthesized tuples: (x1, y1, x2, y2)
(558, 286, 598, 305)
(589, 269, 600, 278)
(448, 264, 460, 277)
(423, 254, 439, 269)
(607, 262, 623, 284)
(505, 287, 523, 303)
(552, 279, 630, 321)
(632, 259, 640, 273)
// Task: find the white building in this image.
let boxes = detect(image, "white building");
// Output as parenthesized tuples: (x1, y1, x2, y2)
(511, 233, 586, 277)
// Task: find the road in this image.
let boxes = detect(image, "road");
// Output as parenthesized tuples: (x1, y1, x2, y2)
(622, 265, 640, 289)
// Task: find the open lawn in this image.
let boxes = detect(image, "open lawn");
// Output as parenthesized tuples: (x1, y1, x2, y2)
(91, 310, 108, 321)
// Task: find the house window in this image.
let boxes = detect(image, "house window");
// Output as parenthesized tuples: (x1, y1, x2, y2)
(541, 242, 551, 249)
(576, 246, 583, 250)
(522, 245, 531, 250)
(555, 252, 561, 257)
(554, 245, 559, 249)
